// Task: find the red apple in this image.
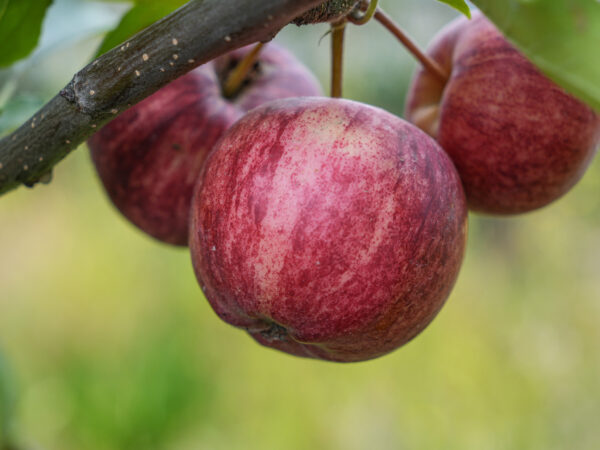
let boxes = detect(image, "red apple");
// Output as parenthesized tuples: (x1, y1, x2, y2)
(190, 97, 468, 362)
(405, 12, 600, 215)
(88, 43, 322, 245)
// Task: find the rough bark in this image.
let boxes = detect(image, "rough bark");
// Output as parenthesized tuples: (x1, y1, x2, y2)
(0, 0, 325, 195)
(293, 0, 360, 25)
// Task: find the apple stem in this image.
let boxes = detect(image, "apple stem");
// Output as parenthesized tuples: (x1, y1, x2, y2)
(331, 19, 347, 98)
(223, 42, 265, 98)
(374, 8, 448, 82)
(348, 0, 378, 25)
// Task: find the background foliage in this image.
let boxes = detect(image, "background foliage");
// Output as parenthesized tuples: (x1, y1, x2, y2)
(472, 0, 600, 111)
(0, 0, 599, 449)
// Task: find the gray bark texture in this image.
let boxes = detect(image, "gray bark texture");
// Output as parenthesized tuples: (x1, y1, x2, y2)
(0, 0, 325, 195)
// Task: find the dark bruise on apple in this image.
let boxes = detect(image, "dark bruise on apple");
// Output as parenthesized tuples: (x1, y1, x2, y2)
(190, 97, 468, 362)
(88, 43, 322, 245)
(405, 12, 600, 215)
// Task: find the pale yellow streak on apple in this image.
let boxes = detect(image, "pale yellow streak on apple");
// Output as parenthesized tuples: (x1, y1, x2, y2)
(247, 105, 401, 309)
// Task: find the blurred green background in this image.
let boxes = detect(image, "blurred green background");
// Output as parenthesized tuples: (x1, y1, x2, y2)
(1, 1, 600, 449)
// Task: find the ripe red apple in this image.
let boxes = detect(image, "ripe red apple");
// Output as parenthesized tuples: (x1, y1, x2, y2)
(88, 43, 322, 245)
(405, 12, 600, 215)
(189, 97, 468, 362)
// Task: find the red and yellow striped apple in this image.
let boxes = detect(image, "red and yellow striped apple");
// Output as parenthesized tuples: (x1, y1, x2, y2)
(405, 12, 600, 215)
(88, 43, 322, 245)
(190, 97, 468, 362)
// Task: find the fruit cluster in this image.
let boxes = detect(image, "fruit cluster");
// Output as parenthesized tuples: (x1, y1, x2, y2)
(88, 12, 599, 362)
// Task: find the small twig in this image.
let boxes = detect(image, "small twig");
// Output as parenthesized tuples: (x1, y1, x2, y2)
(374, 7, 448, 82)
(330, 19, 347, 98)
(223, 42, 265, 98)
(348, 0, 378, 25)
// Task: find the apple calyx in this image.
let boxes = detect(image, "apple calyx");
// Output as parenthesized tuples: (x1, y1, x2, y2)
(259, 322, 288, 342)
(293, 0, 361, 25)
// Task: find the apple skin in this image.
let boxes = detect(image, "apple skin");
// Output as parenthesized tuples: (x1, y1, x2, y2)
(88, 43, 322, 245)
(189, 97, 468, 362)
(405, 12, 600, 215)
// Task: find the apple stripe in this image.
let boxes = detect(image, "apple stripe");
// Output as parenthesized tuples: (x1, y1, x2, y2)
(88, 43, 323, 245)
(191, 97, 468, 362)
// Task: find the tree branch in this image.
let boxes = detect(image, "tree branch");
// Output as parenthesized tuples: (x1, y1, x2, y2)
(0, 0, 324, 196)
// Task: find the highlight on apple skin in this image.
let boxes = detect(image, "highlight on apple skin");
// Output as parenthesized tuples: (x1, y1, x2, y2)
(87, 43, 322, 245)
(189, 97, 468, 362)
(405, 11, 600, 215)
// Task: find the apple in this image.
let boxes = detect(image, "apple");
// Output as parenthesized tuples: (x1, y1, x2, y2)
(189, 97, 468, 362)
(405, 12, 600, 215)
(88, 43, 322, 245)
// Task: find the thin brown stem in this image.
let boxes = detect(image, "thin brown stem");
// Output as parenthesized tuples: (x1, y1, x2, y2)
(331, 20, 347, 98)
(348, 0, 378, 25)
(222, 42, 265, 98)
(374, 8, 448, 82)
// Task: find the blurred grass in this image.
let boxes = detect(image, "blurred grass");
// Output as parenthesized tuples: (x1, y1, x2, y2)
(1, 1, 600, 449)
(0, 352, 17, 448)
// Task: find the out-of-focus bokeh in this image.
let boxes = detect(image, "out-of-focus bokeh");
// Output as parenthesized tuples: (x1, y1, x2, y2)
(1, 1, 599, 449)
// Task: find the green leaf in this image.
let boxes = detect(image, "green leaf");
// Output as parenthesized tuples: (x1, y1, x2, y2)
(437, 0, 471, 18)
(0, 0, 9, 21)
(95, 0, 188, 57)
(471, 0, 600, 112)
(0, 0, 54, 67)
